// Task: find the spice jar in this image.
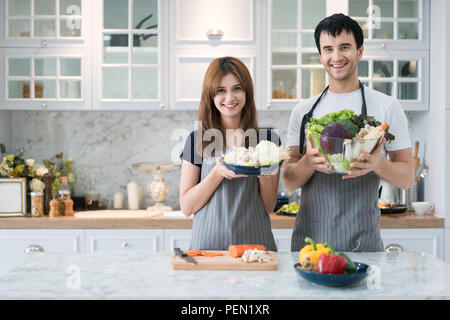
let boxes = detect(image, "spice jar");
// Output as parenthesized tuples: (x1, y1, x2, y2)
(49, 197, 61, 218)
(30, 191, 44, 217)
(59, 189, 74, 216)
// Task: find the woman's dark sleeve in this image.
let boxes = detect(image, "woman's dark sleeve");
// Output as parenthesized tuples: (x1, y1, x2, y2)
(180, 131, 202, 168)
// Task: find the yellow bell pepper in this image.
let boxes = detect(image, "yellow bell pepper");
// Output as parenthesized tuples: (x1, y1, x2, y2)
(299, 237, 331, 264)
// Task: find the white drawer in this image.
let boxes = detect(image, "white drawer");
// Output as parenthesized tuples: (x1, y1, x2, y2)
(85, 229, 164, 252)
(380, 228, 444, 259)
(164, 229, 192, 251)
(0, 229, 84, 277)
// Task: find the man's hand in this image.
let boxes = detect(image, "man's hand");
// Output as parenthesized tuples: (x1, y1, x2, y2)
(304, 137, 330, 174)
(342, 137, 386, 179)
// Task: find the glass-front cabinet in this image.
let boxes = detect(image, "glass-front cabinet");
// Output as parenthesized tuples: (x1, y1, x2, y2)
(0, 48, 89, 109)
(268, 0, 429, 110)
(93, 0, 165, 109)
(0, 0, 87, 47)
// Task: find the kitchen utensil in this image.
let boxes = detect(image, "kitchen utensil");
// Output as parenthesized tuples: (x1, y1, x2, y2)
(411, 202, 434, 216)
(174, 247, 198, 265)
(397, 183, 417, 211)
(413, 141, 420, 174)
(380, 206, 408, 214)
(170, 250, 278, 270)
(293, 262, 369, 287)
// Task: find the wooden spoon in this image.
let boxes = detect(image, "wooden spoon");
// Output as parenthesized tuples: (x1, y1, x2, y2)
(413, 141, 420, 173)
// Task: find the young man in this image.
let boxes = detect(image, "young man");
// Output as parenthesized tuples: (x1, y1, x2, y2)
(282, 14, 415, 252)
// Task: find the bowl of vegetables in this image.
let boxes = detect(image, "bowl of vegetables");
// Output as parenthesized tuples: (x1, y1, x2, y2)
(306, 109, 395, 174)
(222, 140, 290, 176)
(293, 237, 370, 287)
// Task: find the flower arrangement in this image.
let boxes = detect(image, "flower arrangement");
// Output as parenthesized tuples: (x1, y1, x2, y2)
(0, 144, 75, 196)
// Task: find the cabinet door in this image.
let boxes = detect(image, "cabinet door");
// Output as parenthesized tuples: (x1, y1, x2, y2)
(164, 228, 192, 252)
(173, 0, 254, 43)
(359, 49, 429, 110)
(380, 228, 444, 260)
(85, 229, 164, 252)
(0, 0, 90, 48)
(0, 229, 84, 277)
(0, 47, 91, 110)
(272, 229, 292, 252)
(347, 0, 429, 50)
(92, 0, 167, 110)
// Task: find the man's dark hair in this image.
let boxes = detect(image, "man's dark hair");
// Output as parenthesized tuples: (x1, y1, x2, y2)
(314, 13, 364, 54)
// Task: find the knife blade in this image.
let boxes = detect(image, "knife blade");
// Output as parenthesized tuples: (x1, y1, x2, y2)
(174, 247, 198, 265)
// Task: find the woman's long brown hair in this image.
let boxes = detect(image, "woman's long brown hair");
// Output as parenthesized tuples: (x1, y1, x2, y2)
(196, 57, 258, 156)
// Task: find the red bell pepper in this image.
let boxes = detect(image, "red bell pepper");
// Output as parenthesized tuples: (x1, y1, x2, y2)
(317, 253, 347, 274)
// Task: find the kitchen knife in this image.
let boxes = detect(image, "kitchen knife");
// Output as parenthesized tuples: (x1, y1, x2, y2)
(174, 247, 198, 265)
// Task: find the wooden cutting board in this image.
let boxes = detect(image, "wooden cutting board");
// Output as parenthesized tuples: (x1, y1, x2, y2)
(169, 251, 278, 270)
(74, 210, 162, 219)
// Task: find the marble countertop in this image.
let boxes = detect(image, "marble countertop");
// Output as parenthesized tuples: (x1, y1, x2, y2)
(0, 251, 449, 299)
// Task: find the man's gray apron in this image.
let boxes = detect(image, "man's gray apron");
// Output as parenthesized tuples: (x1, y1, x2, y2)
(291, 82, 384, 252)
(190, 157, 277, 251)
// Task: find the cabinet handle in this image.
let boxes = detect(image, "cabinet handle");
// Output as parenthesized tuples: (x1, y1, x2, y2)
(266, 104, 271, 109)
(385, 243, 404, 253)
(380, 42, 385, 49)
(159, 104, 165, 109)
(121, 241, 128, 248)
(42, 102, 47, 109)
(41, 40, 48, 48)
(24, 244, 44, 254)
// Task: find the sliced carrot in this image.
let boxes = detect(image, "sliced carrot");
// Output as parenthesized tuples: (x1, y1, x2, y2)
(201, 251, 224, 257)
(228, 244, 266, 258)
(184, 250, 203, 256)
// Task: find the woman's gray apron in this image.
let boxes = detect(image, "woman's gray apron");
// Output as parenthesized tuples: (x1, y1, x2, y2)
(291, 82, 384, 252)
(190, 157, 277, 251)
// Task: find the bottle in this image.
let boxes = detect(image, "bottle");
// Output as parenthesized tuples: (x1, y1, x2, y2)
(49, 196, 61, 218)
(85, 180, 100, 210)
(30, 191, 44, 217)
(59, 176, 74, 216)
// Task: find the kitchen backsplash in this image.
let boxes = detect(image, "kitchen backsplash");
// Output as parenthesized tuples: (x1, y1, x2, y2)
(10, 110, 292, 209)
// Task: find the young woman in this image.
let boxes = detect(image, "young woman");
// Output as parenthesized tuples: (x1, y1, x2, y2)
(179, 56, 279, 251)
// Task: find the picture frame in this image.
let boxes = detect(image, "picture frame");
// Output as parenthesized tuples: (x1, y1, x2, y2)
(0, 178, 27, 217)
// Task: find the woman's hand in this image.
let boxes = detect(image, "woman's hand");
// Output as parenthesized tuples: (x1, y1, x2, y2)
(304, 137, 330, 174)
(342, 137, 386, 179)
(213, 157, 247, 180)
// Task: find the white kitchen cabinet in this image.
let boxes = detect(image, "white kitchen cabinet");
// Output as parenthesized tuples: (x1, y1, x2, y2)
(164, 228, 192, 251)
(85, 229, 164, 252)
(444, 228, 450, 265)
(0, 229, 84, 278)
(0, 0, 91, 110)
(92, 0, 168, 110)
(380, 228, 444, 260)
(268, 0, 430, 110)
(0, 0, 90, 48)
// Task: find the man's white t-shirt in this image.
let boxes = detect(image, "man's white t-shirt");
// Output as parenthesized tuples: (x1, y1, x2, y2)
(286, 85, 412, 152)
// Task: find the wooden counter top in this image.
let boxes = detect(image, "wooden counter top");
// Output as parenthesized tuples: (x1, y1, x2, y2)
(0, 211, 444, 229)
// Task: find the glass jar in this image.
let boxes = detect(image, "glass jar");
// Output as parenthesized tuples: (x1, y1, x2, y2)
(30, 191, 44, 217)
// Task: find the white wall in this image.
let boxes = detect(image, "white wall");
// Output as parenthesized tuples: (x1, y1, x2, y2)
(0, 110, 12, 153)
(427, 0, 447, 221)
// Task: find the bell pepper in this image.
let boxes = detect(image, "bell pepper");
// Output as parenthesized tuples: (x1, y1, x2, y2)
(337, 252, 357, 274)
(317, 253, 347, 274)
(299, 237, 331, 264)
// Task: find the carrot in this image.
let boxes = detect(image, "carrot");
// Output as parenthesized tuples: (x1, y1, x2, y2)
(380, 122, 387, 131)
(185, 250, 203, 256)
(228, 244, 266, 258)
(201, 251, 224, 257)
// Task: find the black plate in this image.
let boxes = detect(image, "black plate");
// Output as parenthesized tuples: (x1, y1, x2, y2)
(380, 206, 408, 214)
(222, 160, 284, 176)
